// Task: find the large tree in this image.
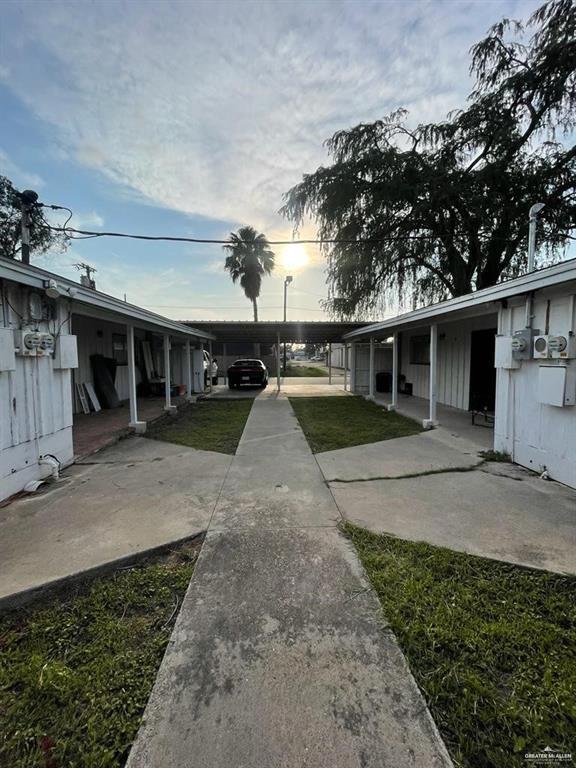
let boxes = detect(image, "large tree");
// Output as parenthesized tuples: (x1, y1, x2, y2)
(223, 226, 275, 321)
(0, 176, 66, 260)
(282, 0, 576, 317)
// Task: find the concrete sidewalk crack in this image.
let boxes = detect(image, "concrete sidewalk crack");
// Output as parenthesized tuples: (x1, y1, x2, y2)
(328, 464, 483, 484)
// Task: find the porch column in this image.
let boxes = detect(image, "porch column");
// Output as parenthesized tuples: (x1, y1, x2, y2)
(423, 324, 438, 428)
(387, 331, 398, 411)
(223, 342, 228, 385)
(200, 342, 205, 391)
(127, 325, 146, 432)
(328, 342, 332, 385)
(184, 340, 193, 401)
(276, 332, 281, 391)
(368, 337, 375, 399)
(208, 340, 214, 392)
(350, 342, 356, 392)
(343, 344, 348, 391)
(163, 334, 176, 412)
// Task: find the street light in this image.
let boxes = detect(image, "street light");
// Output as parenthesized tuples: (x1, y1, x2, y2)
(283, 275, 293, 373)
(528, 202, 545, 273)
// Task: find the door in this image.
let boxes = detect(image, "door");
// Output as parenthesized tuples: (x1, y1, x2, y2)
(469, 328, 497, 411)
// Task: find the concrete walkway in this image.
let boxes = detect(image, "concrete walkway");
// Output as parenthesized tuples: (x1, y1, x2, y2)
(0, 438, 230, 603)
(127, 399, 452, 768)
(317, 429, 576, 574)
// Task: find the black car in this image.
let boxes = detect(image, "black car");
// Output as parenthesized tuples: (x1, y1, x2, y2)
(227, 359, 269, 389)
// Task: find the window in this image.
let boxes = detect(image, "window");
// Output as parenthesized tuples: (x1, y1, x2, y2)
(409, 334, 430, 365)
(112, 333, 128, 364)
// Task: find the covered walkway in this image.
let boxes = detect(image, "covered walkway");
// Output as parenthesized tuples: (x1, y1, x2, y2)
(373, 394, 494, 451)
(186, 319, 368, 391)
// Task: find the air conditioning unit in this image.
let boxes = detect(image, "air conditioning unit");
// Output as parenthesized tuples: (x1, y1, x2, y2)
(548, 333, 576, 360)
(533, 335, 550, 359)
(14, 330, 42, 356)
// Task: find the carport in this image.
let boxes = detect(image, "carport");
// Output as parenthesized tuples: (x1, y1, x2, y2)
(183, 320, 369, 391)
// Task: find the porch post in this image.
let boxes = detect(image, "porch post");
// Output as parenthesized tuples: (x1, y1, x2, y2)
(276, 332, 281, 391)
(163, 334, 176, 412)
(423, 324, 438, 428)
(343, 344, 348, 391)
(223, 342, 228, 385)
(208, 340, 213, 392)
(368, 337, 375, 399)
(350, 342, 356, 392)
(200, 342, 205, 391)
(387, 331, 398, 411)
(184, 340, 193, 401)
(127, 325, 146, 432)
(328, 342, 332, 385)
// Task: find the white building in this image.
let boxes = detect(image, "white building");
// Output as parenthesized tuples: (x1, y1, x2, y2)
(345, 259, 576, 490)
(0, 257, 213, 503)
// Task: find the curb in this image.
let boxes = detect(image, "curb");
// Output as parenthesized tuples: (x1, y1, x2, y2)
(0, 531, 206, 614)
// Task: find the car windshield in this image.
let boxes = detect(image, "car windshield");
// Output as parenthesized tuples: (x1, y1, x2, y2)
(232, 360, 262, 368)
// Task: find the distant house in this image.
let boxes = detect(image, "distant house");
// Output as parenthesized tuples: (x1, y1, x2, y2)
(0, 257, 213, 502)
(345, 259, 576, 490)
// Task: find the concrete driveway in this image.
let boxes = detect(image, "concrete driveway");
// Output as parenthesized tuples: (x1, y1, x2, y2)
(0, 436, 231, 603)
(317, 428, 576, 574)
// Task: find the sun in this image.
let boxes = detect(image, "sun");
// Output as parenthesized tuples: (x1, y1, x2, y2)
(281, 243, 309, 272)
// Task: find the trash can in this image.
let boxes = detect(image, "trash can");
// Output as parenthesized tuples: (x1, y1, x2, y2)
(375, 371, 392, 393)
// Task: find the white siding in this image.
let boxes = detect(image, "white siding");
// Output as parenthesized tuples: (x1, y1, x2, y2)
(400, 314, 498, 410)
(0, 281, 74, 500)
(495, 290, 576, 488)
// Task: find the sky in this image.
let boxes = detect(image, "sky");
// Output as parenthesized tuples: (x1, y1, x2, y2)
(0, 0, 542, 322)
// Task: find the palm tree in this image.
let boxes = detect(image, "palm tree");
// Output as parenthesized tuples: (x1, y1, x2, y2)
(223, 226, 275, 321)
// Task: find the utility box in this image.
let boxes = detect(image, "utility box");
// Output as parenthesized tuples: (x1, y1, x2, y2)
(0, 328, 16, 371)
(538, 364, 576, 407)
(494, 336, 520, 369)
(53, 335, 79, 370)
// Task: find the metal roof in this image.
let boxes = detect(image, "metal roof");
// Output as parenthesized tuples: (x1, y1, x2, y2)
(184, 320, 370, 344)
(344, 258, 576, 341)
(0, 256, 215, 341)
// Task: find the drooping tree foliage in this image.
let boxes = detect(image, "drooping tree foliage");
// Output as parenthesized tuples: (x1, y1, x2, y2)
(223, 226, 275, 321)
(282, 0, 576, 316)
(0, 175, 66, 259)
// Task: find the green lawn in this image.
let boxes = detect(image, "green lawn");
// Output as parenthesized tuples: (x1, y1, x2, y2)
(342, 522, 576, 768)
(147, 399, 252, 454)
(289, 396, 422, 452)
(284, 364, 328, 377)
(0, 540, 199, 768)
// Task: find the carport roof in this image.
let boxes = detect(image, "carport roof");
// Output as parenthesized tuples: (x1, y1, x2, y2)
(184, 320, 369, 344)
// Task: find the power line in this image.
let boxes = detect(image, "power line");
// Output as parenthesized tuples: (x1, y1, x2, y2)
(46, 224, 442, 246)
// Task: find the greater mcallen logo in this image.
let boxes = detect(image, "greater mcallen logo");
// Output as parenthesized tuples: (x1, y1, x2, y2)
(524, 746, 573, 763)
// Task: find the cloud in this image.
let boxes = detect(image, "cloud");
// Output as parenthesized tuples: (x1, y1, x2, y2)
(0, 0, 541, 235)
(71, 210, 105, 229)
(0, 148, 45, 189)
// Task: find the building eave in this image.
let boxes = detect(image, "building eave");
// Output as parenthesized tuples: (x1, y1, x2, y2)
(0, 256, 215, 341)
(344, 258, 576, 340)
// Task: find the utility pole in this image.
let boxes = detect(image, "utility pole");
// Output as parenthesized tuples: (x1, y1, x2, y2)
(74, 262, 97, 289)
(283, 275, 293, 373)
(19, 189, 39, 265)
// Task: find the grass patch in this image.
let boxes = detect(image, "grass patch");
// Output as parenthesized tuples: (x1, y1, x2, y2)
(0, 540, 200, 768)
(342, 522, 576, 768)
(289, 396, 422, 452)
(479, 449, 512, 463)
(284, 364, 328, 377)
(147, 399, 252, 454)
